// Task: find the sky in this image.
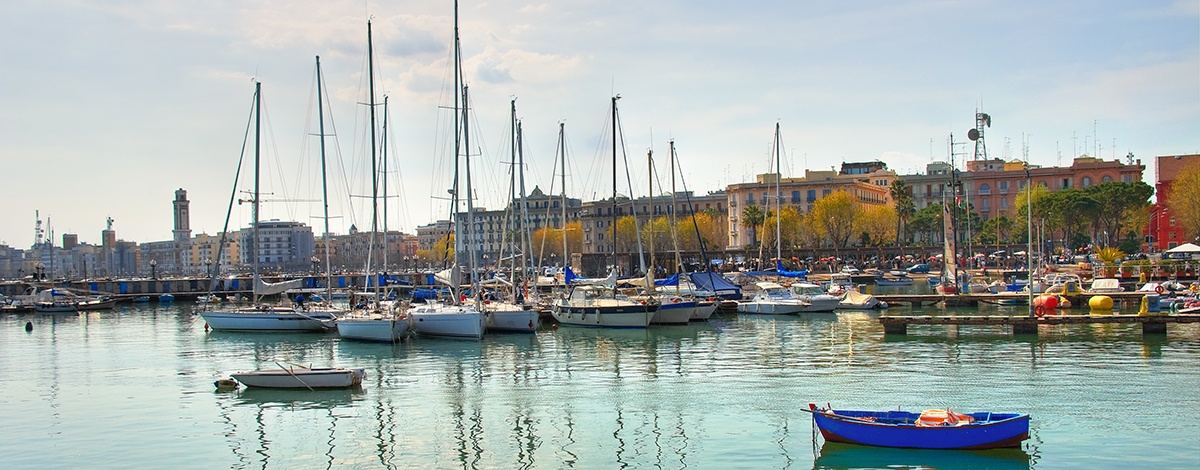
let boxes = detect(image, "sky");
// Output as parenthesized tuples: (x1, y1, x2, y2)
(2, 0, 1197, 249)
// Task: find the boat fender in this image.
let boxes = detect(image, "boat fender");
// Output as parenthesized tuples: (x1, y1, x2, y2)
(1155, 285, 1164, 294)
(214, 378, 240, 391)
(25, 321, 33, 332)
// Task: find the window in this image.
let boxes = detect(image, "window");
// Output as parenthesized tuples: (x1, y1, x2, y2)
(999, 181, 1009, 194)
(1170, 216, 1176, 227)
(1061, 178, 1071, 189)
(807, 190, 816, 202)
(1082, 177, 1092, 187)
(1102, 176, 1112, 183)
(791, 191, 801, 203)
(1000, 197, 1008, 210)
(979, 183, 991, 195)
(823, 189, 831, 196)
(981, 198, 989, 211)
(1122, 175, 1132, 183)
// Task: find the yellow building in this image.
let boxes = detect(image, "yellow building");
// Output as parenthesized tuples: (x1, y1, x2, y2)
(726, 162, 895, 249)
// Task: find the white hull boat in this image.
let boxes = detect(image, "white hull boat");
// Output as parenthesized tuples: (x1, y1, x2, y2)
(691, 301, 718, 321)
(410, 303, 486, 339)
(651, 298, 695, 325)
(200, 307, 337, 332)
(232, 366, 365, 389)
(738, 282, 809, 315)
(790, 282, 842, 313)
(484, 303, 540, 333)
(336, 312, 410, 342)
(551, 285, 656, 328)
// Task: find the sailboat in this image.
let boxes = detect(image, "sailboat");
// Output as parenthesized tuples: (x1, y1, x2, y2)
(665, 140, 717, 321)
(336, 25, 411, 343)
(198, 82, 341, 332)
(646, 148, 696, 325)
(551, 96, 658, 328)
(409, 5, 485, 339)
(738, 124, 839, 314)
(479, 99, 540, 333)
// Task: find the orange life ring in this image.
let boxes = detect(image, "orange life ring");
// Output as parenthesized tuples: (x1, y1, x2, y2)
(1155, 285, 1164, 295)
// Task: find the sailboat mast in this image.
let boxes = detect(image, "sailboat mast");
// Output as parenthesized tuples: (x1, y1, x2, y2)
(517, 119, 532, 283)
(507, 99, 518, 282)
(774, 123, 782, 266)
(611, 96, 619, 285)
(252, 80, 261, 297)
(647, 149, 655, 280)
(559, 122, 567, 273)
(451, 0, 463, 265)
(463, 85, 480, 308)
(315, 56, 333, 299)
(381, 96, 390, 274)
(669, 140, 683, 294)
(366, 20, 381, 299)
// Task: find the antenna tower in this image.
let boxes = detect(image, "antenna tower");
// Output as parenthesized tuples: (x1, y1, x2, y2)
(968, 110, 990, 160)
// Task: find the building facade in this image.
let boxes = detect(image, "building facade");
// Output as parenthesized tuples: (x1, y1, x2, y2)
(1150, 154, 1200, 251)
(725, 164, 895, 249)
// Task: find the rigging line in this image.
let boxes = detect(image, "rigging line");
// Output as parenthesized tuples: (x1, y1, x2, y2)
(206, 84, 258, 293)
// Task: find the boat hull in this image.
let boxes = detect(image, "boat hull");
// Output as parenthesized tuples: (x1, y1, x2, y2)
(551, 303, 654, 328)
(485, 308, 540, 333)
(737, 300, 806, 315)
(200, 309, 335, 332)
(34, 302, 79, 314)
(410, 305, 485, 339)
(812, 409, 1030, 450)
(337, 317, 410, 342)
(651, 301, 695, 325)
(232, 367, 364, 389)
(691, 301, 718, 321)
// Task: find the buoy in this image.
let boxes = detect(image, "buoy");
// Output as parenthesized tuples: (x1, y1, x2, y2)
(204, 323, 210, 332)
(1034, 294, 1059, 311)
(1089, 295, 1114, 313)
(551, 323, 559, 330)
(214, 378, 240, 391)
(25, 321, 33, 332)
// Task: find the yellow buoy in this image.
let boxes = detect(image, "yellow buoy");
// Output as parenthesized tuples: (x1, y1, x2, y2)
(1089, 295, 1113, 314)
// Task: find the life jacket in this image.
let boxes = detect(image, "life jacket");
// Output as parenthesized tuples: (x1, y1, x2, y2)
(915, 409, 976, 427)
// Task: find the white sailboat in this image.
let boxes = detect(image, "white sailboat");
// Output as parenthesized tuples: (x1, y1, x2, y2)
(336, 26, 411, 343)
(738, 123, 817, 315)
(409, 7, 485, 339)
(482, 99, 539, 333)
(646, 147, 695, 325)
(551, 96, 657, 328)
(198, 82, 339, 332)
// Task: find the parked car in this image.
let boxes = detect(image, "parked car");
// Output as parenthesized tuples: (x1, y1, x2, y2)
(906, 263, 930, 274)
(841, 265, 861, 275)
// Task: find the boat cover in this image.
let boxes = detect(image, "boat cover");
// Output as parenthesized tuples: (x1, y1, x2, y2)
(688, 271, 742, 300)
(254, 276, 304, 297)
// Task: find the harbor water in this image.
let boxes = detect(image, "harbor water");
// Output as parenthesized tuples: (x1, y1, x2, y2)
(2, 302, 1198, 469)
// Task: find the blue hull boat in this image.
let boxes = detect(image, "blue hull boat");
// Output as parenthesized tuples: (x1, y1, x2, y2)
(807, 404, 1030, 450)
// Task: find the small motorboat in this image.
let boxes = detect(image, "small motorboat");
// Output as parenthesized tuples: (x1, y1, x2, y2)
(132, 296, 151, 303)
(837, 289, 888, 309)
(806, 404, 1030, 450)
(231, 364, 365, 389)
(158, 294, 175, 303)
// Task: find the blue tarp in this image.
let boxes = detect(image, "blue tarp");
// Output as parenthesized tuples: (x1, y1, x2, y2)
(564, 266, 581, 284)
(654, 274, 680, 286)
(774, 260, 809, 278)
(687, 272, 742, 300)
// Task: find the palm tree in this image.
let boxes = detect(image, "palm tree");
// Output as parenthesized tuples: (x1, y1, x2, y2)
(891, 179, 915, 251)
(741, 204, 766, 250)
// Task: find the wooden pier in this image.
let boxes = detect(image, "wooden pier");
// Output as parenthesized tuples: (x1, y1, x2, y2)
(879, 313, 1200, 336)
(875, 291, 1150, 307)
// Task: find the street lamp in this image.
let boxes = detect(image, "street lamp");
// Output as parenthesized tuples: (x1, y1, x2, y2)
(149, 259, 157, 280)
(311, 256, 320, 275)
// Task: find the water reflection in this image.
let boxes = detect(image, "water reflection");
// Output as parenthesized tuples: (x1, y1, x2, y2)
(812, 442, 1031, 470)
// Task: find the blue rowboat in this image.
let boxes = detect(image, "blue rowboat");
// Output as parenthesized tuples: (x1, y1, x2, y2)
(806, 404, 1030, 450)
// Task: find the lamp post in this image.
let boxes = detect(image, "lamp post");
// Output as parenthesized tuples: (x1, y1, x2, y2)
(311, 256, 319, 275)
(149, 259, 157, 280)
(204, 258, 212, 278)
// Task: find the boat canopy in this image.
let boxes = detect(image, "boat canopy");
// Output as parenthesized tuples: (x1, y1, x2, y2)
(687, 271, 742, 300)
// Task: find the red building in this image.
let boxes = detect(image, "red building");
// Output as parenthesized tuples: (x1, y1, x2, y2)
(1148, 154, 1200, 252)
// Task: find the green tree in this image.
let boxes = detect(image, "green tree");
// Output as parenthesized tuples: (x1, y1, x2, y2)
(740, 204, 766, 250)
(890, 179, 915, 246)
(909, 203, 944, 245)
(856, 204, 898, 249)
(1083, 182, 1153, 247)
(810, 190, 859, 257)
